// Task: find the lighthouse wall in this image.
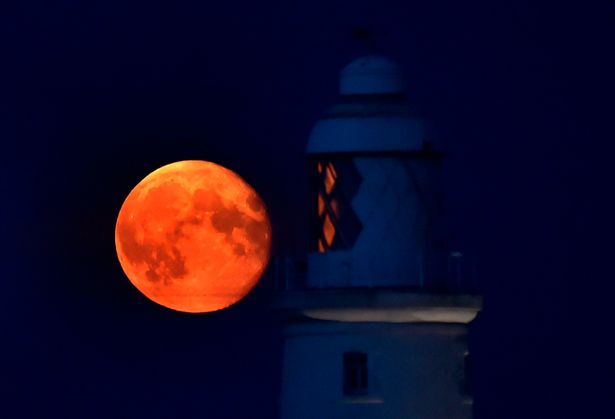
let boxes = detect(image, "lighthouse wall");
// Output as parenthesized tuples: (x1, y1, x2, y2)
(279, 321, 472, 419)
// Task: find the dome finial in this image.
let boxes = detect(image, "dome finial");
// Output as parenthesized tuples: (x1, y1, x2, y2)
(352, 26, 375, 50)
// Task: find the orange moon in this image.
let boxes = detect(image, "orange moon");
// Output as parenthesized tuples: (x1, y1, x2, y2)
(115, 160, 272, 313)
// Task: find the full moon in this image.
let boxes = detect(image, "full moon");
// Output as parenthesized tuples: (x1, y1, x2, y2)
(115, 160, 272, 313)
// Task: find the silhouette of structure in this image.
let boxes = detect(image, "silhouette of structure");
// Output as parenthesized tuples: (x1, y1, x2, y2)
(275, 56, 481, 419)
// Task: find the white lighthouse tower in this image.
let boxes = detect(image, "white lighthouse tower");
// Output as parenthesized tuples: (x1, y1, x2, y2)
(275, 56, 481, 419)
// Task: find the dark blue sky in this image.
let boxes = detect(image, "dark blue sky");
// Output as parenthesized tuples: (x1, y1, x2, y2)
(5, 1, 614, 418)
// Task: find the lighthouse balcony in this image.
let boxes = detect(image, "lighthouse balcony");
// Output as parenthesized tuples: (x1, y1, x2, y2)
(272, 287, 481, 324)
(271, 255, 481, 324)
(272, 252, 480, 294)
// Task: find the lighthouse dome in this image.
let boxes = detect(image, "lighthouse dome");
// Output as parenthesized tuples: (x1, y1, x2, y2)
(306, 56, 429, 154)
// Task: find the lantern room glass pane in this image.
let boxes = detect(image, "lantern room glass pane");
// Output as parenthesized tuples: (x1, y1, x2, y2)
(309, 157, 363, 253)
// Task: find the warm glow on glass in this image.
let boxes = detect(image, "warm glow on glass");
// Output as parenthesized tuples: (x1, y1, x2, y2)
(318, 193, 325, 216)
(328, 163, 337, 178)
(330, 198, 339, 218)
(316, 161, 342, 253)
(323, 214, 335, 246)
(318, 239, 325, 253)
(324, 163, 337, 195)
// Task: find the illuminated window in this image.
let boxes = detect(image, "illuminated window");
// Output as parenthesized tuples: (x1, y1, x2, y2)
(330, 198, 339, 218)
(324, 163, 337, 194)
(343, 351, 368, 396)
(318, 193, 325, 216)
(311, 158, 362, 253)
(323, 214, 335, 246)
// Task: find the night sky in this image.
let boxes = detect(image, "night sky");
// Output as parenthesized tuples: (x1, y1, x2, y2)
(6, 1, 614, 418)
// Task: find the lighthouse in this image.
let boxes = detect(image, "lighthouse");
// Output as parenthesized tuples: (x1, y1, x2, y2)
(275, 56, 481, 419)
